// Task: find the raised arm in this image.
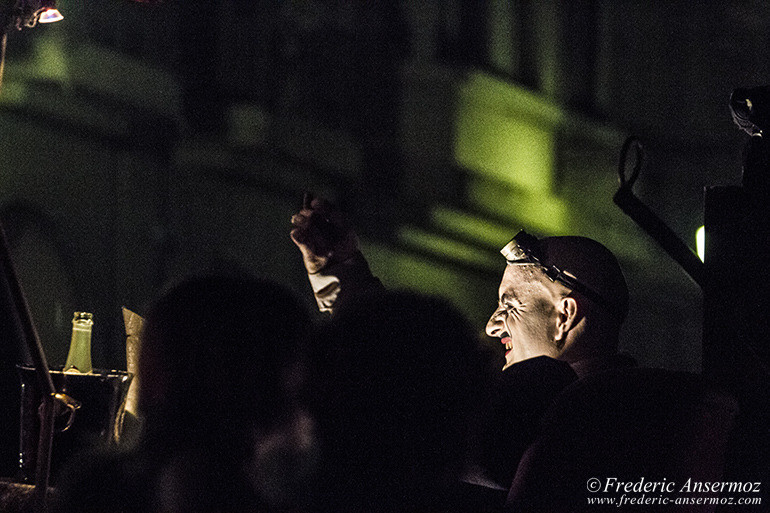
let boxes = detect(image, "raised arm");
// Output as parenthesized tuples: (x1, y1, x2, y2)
(290, 194, 381, 314)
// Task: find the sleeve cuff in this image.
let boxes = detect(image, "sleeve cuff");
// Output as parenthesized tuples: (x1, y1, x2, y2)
(306, 252, 378, 314)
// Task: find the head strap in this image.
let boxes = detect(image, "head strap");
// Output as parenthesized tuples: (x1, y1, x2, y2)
(501, 231, 620, 318)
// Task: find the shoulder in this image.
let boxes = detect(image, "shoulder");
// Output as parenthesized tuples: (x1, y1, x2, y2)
(498, 356, 578, 391)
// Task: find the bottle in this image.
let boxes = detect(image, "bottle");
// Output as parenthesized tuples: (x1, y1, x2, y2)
(64, 312, 93, 373)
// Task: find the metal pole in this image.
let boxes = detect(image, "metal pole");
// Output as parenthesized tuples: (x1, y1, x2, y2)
(0, 222, 56, 511)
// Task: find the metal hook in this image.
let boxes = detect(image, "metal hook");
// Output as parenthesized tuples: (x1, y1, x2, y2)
(618, 136, 644, 189)
(54, 392, 81, 433)
(613, 136, 705, 289)
(38, 392, 82, 433)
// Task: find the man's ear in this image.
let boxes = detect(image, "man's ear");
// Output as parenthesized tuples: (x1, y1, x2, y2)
(555, 296, 580, 342)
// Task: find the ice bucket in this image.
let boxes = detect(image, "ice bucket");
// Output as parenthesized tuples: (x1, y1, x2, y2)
(16, 366, 133, 483)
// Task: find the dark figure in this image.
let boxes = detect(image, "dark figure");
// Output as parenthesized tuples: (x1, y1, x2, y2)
(290, 201, 631, 378)
(290, 199, 634, 483)
(291, 198, 740, 513)
(506, 368, 738, 513)
(310, 289, 485, 512)
(54, 274, 313, 513)
(477, 232, 636, 489)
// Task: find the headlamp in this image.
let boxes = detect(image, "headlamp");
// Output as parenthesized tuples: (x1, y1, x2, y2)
(501, 230, 617, 316)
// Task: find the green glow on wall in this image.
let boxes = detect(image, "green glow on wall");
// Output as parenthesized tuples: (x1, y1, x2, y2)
(453, 72, 566, 236)
(360, 241, 493, 327)
(362, 241, 469, 294)
(0, 81, 29, 107)
(396, 226, 498, 271)
(430, 206, 513, 248)
(35, 35, 70, 83)
(455, 104, 555, 193)
(466, 178, 567, 234)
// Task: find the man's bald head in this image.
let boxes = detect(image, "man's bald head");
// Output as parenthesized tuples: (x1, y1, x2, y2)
(489, 232, 628, 367)
(534, 236, 629, 322)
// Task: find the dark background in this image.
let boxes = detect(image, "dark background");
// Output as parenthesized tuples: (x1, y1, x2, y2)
(1, 0, 767, 387)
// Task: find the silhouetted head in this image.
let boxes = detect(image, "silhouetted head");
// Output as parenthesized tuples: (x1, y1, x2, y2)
(313, 290, 484, 511)
(138, 274, 309, 447)
(486, 232, 628, 368)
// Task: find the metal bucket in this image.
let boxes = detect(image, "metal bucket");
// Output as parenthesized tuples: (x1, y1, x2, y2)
(16, 366, 133, 483)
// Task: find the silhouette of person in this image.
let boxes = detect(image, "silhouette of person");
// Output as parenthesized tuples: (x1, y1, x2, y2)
(291, 198, 634, 499)
(310, 289, 485, 512)
(55, 273, 313, 513)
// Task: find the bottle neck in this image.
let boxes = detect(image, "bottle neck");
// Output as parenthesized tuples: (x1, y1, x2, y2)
(64, 316, 93, 373)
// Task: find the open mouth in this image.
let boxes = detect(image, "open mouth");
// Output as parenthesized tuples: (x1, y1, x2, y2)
(501, 336, 514, 355)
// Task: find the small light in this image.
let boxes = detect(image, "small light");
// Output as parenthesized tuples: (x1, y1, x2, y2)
(38, 9, 64, 23)
(696, 226, 705, 262)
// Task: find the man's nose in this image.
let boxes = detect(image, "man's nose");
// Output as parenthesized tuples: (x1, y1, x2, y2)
(486, 307, 505, 337)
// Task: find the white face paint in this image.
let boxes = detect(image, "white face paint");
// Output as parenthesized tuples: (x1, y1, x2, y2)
(485, 264, 569, 369)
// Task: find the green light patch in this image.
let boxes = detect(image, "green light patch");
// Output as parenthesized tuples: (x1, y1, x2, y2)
(455, 104, 555, 194)
(466, 178, 567, 235)
(396, 226, 499, 272)
(429, 206, 513, 248)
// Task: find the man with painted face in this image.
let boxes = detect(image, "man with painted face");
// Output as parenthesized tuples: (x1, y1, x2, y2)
(477, 231, 635, 493)
(487, 231, 631, 375)
(290, 198, 635, 495)
(290, 200, 631, 370)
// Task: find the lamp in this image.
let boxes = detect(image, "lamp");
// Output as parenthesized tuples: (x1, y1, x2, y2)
(37, 7, 63, 24)
(3, 0, 63, 30)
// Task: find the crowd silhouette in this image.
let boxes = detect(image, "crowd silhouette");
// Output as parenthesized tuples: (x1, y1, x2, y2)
(43, 197, 748, 513)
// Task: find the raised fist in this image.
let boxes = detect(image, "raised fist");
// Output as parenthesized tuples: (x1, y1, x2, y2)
(290, 194, 358, 274)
